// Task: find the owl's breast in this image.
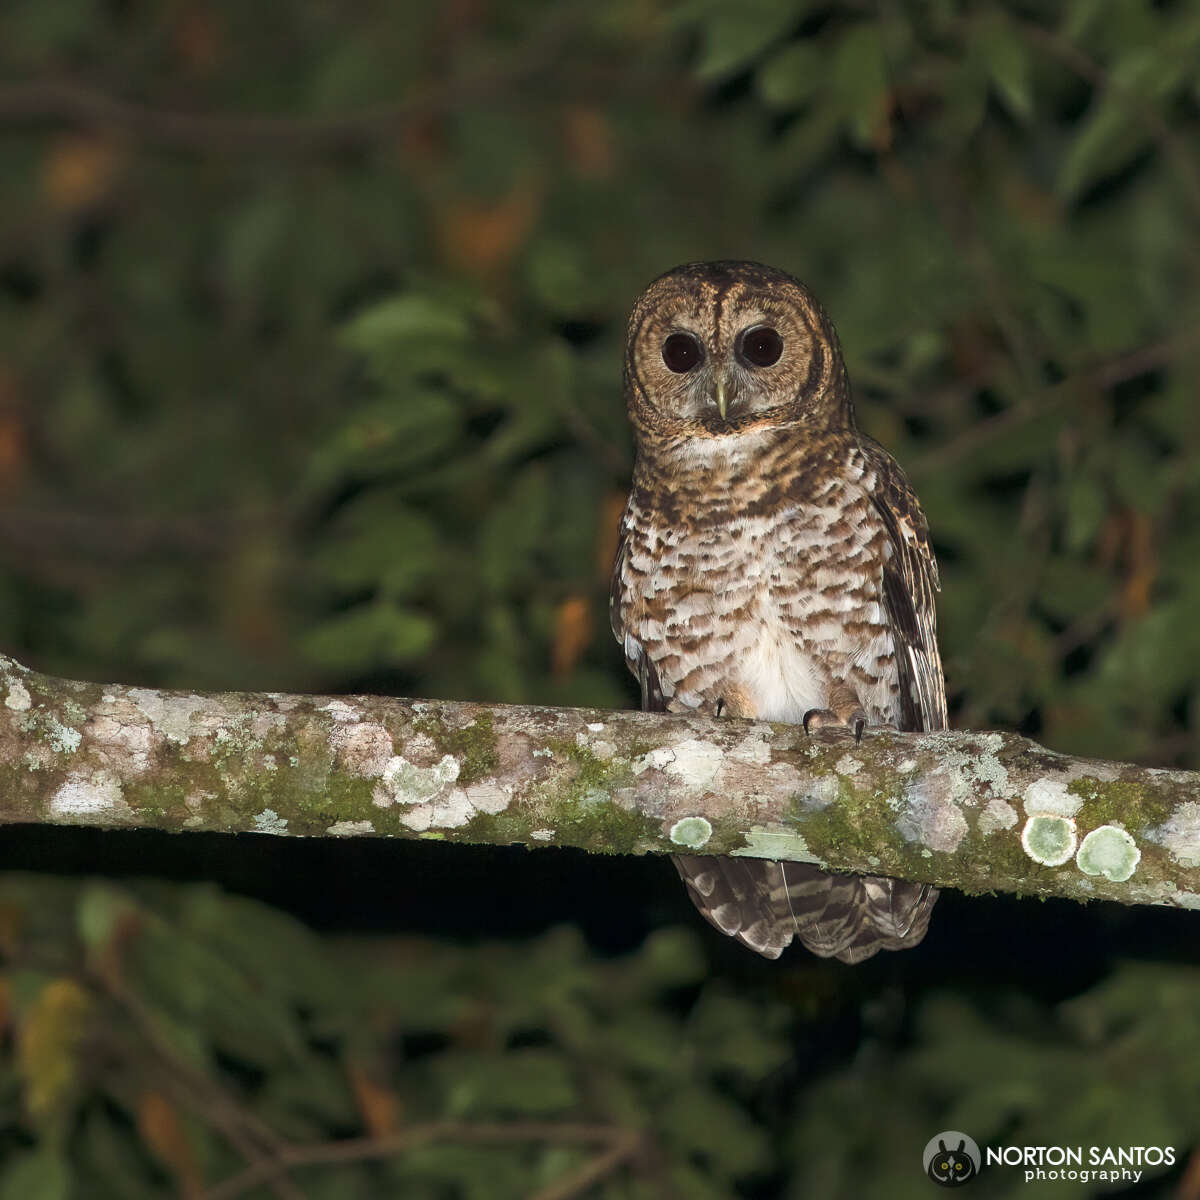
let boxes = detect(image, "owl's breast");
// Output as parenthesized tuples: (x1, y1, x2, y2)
(617, 489, 896, 725)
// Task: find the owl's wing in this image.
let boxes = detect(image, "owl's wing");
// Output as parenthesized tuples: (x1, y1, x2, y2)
(610, 513, 667, 713)
(859, 435, 947, 734)
(748, 439, 943, 961)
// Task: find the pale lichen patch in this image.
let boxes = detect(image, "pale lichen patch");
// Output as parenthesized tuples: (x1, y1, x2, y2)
(5, 680, 31, 712)
(1021, 814, 1077, 866)
(320, 699, 363, 723)
(728, 734, 771, 766)
(398, 787, 477, 832)
(51, 769, 127, 820)
(1023, 778, 1081, 818)
(373, 754, 459, 808)
(1147, 801, 1200, 868)
(252, 808, 288, 835)
(328, 819, 375, 837)
(530, 828, 555, 841)
(668, 740, 722, 788)
(128, 689, 212, 745)
(462, 781, 511, 814)
(669, 816, 712, 849)
(731, 827, 824, 864)
(45, 717, 82, 755)
(330, 721, 394, 778)
(917, 731, 1009, 806)
(966, 735, 1011, 797)
(897, 780, 969, 852)
(85, 714, 155, 774)
(634, 746, 675, 775)
(1076, 825, 1141, 882)
(978, 797, 1018, 835)
(834, 754, 863, 776)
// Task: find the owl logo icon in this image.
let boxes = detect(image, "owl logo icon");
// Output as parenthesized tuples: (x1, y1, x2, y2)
(922, 1131, 981, 1188)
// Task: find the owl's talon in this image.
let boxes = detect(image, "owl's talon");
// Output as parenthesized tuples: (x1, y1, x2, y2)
(802, 707, 837, 734)
(804, 706, 872, 739)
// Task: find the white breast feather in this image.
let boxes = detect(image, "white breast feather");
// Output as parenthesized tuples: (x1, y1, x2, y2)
(736, 606, 824, 723)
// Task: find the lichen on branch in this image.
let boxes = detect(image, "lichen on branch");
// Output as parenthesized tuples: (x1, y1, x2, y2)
(1, 654, 1198, 911)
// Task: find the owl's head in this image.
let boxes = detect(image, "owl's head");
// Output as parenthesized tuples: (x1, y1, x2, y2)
(623, 261, 853, 443)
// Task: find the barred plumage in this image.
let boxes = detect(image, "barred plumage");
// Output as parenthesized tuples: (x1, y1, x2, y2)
(611, 261, 945, 963)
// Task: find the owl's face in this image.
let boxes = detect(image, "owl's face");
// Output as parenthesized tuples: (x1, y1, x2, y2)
(623, 261, 851, 443)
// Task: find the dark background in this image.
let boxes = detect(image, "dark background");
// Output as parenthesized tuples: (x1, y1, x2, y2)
(1, 1, 1199, 1197)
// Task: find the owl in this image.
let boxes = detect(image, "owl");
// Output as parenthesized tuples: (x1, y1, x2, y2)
(610, 261, 946, 963)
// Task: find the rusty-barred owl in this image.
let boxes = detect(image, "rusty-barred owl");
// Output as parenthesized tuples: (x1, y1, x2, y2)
(610, 261, 945, 963)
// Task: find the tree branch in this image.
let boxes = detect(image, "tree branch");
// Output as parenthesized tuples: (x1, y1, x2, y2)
(1, 654, 1198, 911)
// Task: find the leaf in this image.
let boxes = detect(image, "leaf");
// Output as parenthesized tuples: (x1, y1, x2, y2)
(1055, 33, 1200, 200)
(76, 882, 139, 955)
(40, 135, 122, 214)
(310, 494, 442, 598)
(305, 391, 461, 487)
(0, 1147, 71, 1200)
(830, 23, 890, 148)
(1065, 0, 1109, 39)
(300, 599, 436, 670)
(933, 55, 989, 147)
(1057, 90, 1149, 201)
(136, 1091, 201, 1193)
(978, 14, 1034, 120)
(16, 977, 91, 1124)
(756, 40, 824, 109)
(551, 594, 592, 676)
(1063, 474, 1108, 552)
(477, 467, 552, 593)
(688, 989, 792, 1081)
(340, 295, 471, 352)
(435, 1050, 577, 1117)
(682, 0, 803, 81)
(659, 1089, 771, 1179)
(629, 927, 707, 990)
(347, 1060, 402, 1135)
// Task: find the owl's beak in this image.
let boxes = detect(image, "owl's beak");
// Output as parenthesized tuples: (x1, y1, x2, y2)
(715, 373, 730, 421)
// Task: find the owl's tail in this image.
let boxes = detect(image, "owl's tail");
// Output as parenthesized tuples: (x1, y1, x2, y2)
(672, 854, 937, 963)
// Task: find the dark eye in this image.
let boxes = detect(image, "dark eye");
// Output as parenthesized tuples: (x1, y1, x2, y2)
(662, 333, 703, 373)
(740, 325, 783, 367)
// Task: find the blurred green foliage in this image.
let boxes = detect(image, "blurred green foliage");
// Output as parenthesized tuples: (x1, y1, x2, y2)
(0, 877, 791, 1199)
(2, 0, 1200, 1194)
(1, 878, 1198, 1198)
(1, 0, 1198, 765)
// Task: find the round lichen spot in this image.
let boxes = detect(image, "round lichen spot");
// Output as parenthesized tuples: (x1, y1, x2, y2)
(1021, 814, 1077, 866)
(669, 816, 712, 849)
(1076, 825, 1141, 882)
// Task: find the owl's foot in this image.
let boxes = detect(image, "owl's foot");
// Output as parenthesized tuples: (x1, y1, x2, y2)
(803, 705, 871, 743)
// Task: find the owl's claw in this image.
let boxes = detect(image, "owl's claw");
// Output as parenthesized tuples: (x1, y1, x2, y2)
(803, 706, 871, 742)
